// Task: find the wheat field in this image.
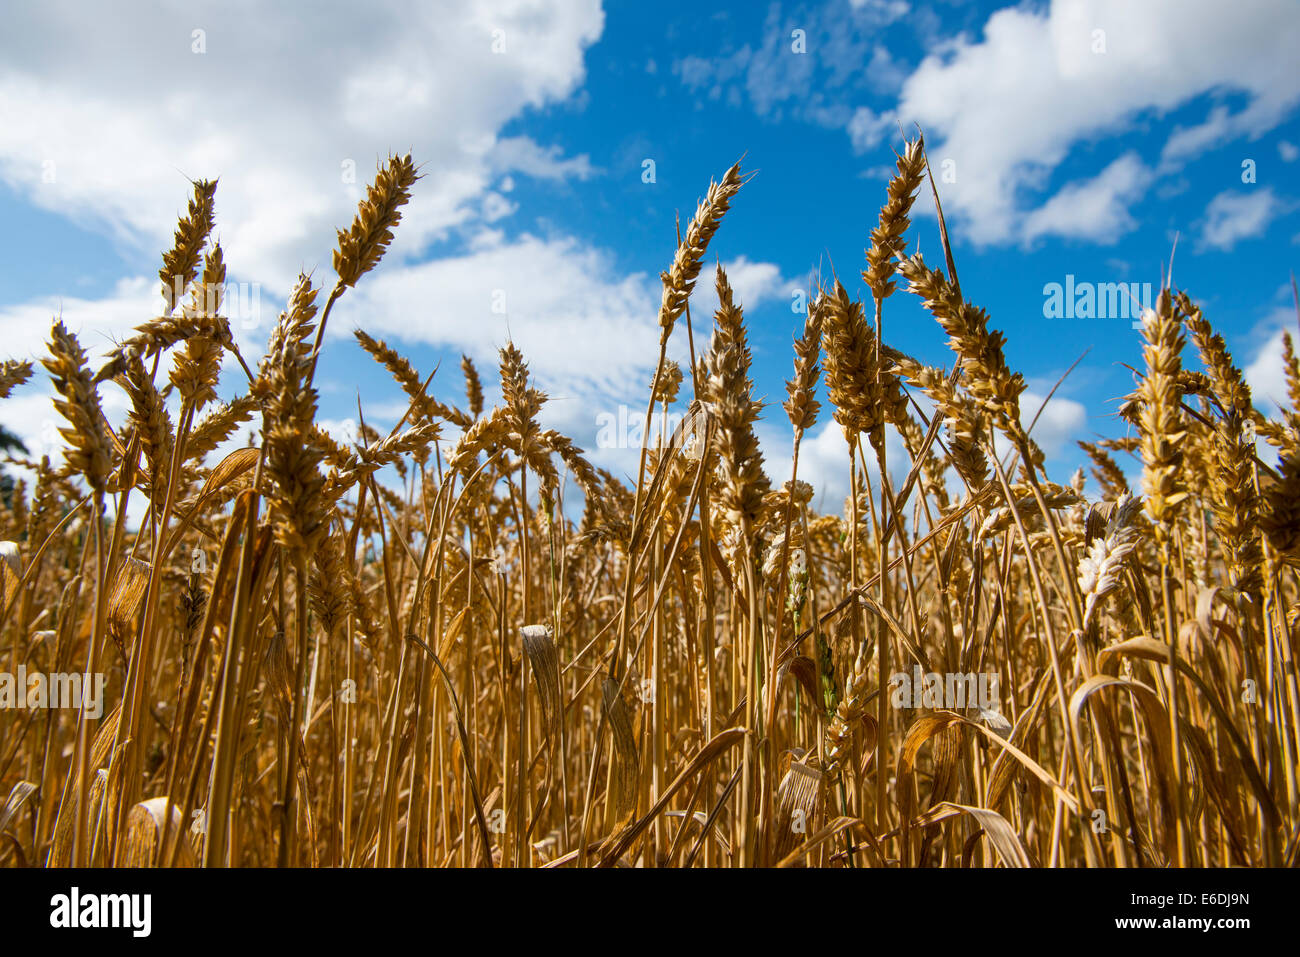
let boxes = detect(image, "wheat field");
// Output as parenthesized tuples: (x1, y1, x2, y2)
(0, 138, 1297, 869)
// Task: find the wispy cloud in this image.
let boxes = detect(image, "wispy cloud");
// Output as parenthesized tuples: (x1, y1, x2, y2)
(1198, 187, 1283, 251)
(672, 0, 910, 130)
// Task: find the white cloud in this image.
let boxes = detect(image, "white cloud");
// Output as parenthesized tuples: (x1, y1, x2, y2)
(891, 0, 1300, 244)
(331, 231, 661, 396)
(675, 55, 723, 91)
(1244, 306, 1300, 412)
(0, 277, 158, 369)
(707, 256, 803, 313)
(1280, 140, 1300, 162)
(1245, 327, 1290, 412)
(848, 106, 898, 153)
(488, 136, 597, 181)
(849, 0, 910, 14)
(1160, 105, 1234, 169)
(1198, 187, 1281, 251)
(768, 419, 852, 514)
(1021, 390, 1088, 459)
(982, 389, 1090, 469)
(0, 228, 669, 496)
(0, 1, 619, 483)
(672, 1, 909, 129)
(756, 393, 1088, 518)
(864, 45, 909, 96)
(0, 0, 604, 291)
(481, 191, 519, 223)
(760, 417, 910, 517)
(0, 277, 268, 481)
(1022, 153, 1152, 244)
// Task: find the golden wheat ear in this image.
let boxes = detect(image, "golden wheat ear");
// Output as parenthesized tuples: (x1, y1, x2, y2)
(353, 329, 471, 428)
(332, 153, 419, 290)
(42, 320, 113, 494)
(656, 160, 744, 346)
(160, 178, 218, 316)
(783, 295, 824, 433)
(699, 264, 769, 533)
(461, 354, 484, 419)
(1179, 293, 1263, 595)
(0, 359, 33, 398)
(260, 274, 329, 560)
(1136, 289, 1188, 542)
(1262, 450, 1300, 561)
(117, 352, 176, 504)
(863, 133, 926, 303)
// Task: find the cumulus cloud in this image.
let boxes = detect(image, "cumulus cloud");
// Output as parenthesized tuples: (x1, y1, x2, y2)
(1021, 153, 1152, 245)
(331, 231, 660, 395)
(0, 0, 604, 291)
(890, 0, 1300, 244)
(0, 0, 611, 480)
(0, 0, 807, 504)
(0, 278, 159, 369)
(698, 256, 804, 314)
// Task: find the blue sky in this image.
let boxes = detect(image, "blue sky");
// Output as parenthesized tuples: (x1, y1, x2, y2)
(1, 0, 1297, 511)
